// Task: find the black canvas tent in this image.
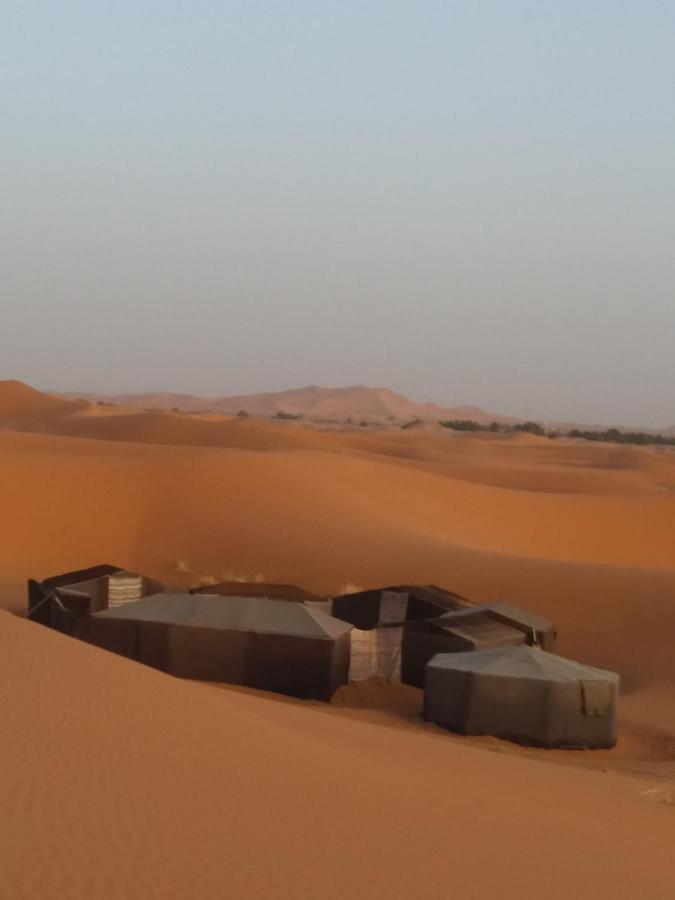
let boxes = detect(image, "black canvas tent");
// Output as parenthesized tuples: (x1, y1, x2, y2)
(27, 565, 163, 635)
(330, 584, 472, 630)
(401, 601, 556, 687)
(81, 593, 352, 700)
(424, 646, 619, 748)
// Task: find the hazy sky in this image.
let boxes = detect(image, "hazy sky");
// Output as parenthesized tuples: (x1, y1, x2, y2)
(2, 2, 674, 426)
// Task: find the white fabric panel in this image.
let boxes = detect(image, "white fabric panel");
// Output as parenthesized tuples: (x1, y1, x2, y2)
(377, 626, 403, 682)
(108, 574, 144, 608)
(349, 626, 403, 683)
(379, 591, 409, 625)
(349, 629, 378, 682)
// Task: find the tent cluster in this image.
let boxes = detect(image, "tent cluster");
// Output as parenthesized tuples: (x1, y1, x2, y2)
(26, 567, 618, 747)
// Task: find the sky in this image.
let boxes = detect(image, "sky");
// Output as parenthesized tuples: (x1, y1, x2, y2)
(2, 2, 674, 427)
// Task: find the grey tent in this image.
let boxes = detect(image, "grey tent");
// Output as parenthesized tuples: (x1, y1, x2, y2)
(27, 564, 163, 636)
(190, 582, 321, 602)
(424, 646, 618, 748)
(330, 584, 472, 630)
(402, 601, 556, 687)
(81, 593, 352, 700)
(401, 611, 527, 687)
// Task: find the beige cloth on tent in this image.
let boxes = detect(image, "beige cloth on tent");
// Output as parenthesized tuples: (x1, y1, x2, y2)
(580, 679, 612, 716)
(349, 627, 403, 682)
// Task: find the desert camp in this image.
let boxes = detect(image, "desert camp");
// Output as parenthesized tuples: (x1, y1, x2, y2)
(4, 4, 675, 897)
(3, 379, 675, 900)
(26, 565, 618, 744)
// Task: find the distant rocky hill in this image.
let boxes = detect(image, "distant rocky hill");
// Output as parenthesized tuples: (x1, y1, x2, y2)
(62, 384, 515, 425)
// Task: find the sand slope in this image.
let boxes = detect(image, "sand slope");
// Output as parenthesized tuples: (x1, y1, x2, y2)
(2, 611, 675, 900)
(0, 379, 86, 423)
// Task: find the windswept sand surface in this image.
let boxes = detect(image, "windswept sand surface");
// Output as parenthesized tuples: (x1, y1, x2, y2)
(1, 380, 675, 897)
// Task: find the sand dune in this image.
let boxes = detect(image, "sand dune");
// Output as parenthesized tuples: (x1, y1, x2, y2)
(2, 611, 675, 900)
(2, 382, 675, 897)
(0, 379, 86, 423)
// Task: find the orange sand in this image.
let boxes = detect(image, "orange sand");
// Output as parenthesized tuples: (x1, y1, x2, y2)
(1, 380, 675, 898)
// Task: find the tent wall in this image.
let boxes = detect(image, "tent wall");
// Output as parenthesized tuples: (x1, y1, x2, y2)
(60, 577, 110, 613)
(167, 624, 248, 683)
(80, 617, 349, 701)
(244, 632, 348, 700)
(402, 624, 462, 687)
(80, 616, 138, 661)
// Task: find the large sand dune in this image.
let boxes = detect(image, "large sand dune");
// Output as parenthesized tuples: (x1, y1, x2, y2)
(61, 382, 514, 423)
(1, 382, 675, 897)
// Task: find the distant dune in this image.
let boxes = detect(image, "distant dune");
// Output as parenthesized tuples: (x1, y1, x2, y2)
(62, 383, 515, 424)
(0, 379, 86, 423)
(2, 379, 675, 897)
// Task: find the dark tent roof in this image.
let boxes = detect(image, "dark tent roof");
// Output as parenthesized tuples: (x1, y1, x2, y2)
(434, 614, 526, 647)
(330, 583, 472, 630)
(190, 582, 320, 601)
(28, 564, 163, 630)
(480, 602, 551, 632)
(42, 564, 124, 588)
(437, 602, 552, 630)
(427, 645, 616, 683)
(404, 585, 472, 609)
(434, 602, 556, 649)
(331, 584, 469, 606)
(96, 593, 352, 640)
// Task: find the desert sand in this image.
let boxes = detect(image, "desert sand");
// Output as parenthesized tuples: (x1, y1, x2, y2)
(1, 379, 675, 898)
